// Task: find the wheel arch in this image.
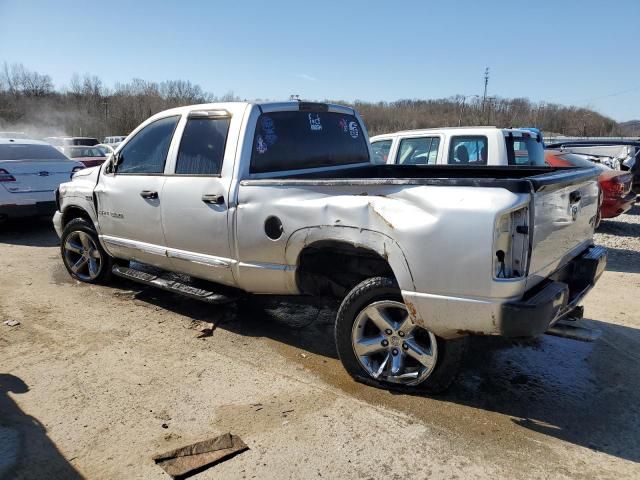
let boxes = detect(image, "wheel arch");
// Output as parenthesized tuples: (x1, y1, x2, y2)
(61, 204, 95, 229)
(285, 226, 415, 297)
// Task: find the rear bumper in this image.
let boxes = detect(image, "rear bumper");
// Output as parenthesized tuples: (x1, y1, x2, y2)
(402, 245, 606, 339)
(499, 245, 607, 337)
(0, 201, 57, 220)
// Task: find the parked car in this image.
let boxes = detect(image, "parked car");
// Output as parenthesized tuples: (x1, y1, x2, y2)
(372, 127, 545, 166)
(546, 140, 640, 194)
(103, 135, 127, 145)
(44, 136, 99, 147)
(96, 143, 116, 155)
(0, 139, 84, 221)
(61, 145, 109, 168)
(53, 101, 605, 393)
(545, 149, 636, 221)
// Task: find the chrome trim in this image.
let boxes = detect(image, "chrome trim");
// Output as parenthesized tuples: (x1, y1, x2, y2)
(166, 248, 233, 268)
(99, 235, 166, 256)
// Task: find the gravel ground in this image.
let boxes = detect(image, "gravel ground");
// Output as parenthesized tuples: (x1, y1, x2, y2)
(595, 202, 640, 273)
(1, 214, 640, 479)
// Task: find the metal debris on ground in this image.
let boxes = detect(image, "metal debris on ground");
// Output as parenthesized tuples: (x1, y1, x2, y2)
(3, 320, 20, 327)
(153, 432, 248, 478)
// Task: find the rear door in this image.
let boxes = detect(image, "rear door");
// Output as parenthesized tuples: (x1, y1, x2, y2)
(161, 108, 240, 285)
(95, 115, 179, 267)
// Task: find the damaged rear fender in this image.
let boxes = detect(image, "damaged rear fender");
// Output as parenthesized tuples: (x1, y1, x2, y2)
(284, 225, 416, 293)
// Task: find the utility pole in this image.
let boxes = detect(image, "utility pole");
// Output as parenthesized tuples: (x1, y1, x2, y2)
(481, 67, 490, 125)
(482, 67, 489, 104)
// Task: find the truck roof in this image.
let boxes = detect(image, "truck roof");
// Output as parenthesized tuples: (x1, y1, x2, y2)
(147, 101, 357, 120)
(370, 126, 536, 141)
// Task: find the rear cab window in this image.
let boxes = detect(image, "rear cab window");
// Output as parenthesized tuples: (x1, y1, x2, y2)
(0, 144, 69, 160)
(506, 133, 545, 166)
(250, 110, 370, 174)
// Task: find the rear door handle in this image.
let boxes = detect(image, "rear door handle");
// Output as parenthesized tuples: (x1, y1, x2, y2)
(140, 190, 158, 199)
(202, 194, 224, 205)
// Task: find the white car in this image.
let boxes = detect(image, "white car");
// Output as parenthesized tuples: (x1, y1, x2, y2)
(0, 139, 84, 221)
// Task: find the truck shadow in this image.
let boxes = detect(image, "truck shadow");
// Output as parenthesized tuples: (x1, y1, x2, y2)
(0, 374, 83, 479)
(603, 246, 640, 274)
(128, 288, 640, 464)
(0, 217, 59, 247)
(440, 319, 640, 464)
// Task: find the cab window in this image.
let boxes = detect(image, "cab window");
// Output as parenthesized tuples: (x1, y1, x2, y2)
(506, 135, 545, 166)
(398, 137, 440, 165)
(250, 111, 369, 174)
(448, 136, 488, 165)
(370, 140, 392, 164)
(175, 117, 230, 175)
(116, 116, 179, 174)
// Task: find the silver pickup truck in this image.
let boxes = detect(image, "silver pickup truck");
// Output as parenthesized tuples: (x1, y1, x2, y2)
(53, 101, 606, 393)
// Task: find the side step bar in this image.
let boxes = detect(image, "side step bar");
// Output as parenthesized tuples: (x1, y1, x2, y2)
(112, 265, 240, 304)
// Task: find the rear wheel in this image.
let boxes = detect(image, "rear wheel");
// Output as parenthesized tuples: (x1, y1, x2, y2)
(61, 218, 113, 284)
(335, 277, 465, 393)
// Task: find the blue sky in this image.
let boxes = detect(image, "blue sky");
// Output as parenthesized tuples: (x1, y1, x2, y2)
(1, 0, 639, 121)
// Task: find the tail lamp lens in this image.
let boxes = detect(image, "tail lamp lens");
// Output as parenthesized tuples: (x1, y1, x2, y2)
(493, 207, 529, 279)
(0, 168, 16, 182)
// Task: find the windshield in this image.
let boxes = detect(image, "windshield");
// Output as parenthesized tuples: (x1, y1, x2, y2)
(0, 143, 69, 160)
(506, 134, 545, 166)
(67, 147, 107, 158)
(250, 110, 370, 173)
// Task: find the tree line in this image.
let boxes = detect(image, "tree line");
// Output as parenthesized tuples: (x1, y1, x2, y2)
(0, 62, 628, 140)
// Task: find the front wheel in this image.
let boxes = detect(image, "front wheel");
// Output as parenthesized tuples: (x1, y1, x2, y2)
(335, 277, 465, 394)
(61, 218, 113, 284)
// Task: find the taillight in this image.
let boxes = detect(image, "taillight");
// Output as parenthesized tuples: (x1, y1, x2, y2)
(493, 206, 529, 279)
(601, 177, 626, 197)
(0, 168, 16, 182)
(71, 165, 84, 178)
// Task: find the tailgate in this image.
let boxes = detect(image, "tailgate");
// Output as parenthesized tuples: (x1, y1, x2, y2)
(527, 168, 600, 286)
(0, 160, 78, 194)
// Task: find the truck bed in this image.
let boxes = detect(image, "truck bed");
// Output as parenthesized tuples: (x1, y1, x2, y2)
(243, 164, 600, 194)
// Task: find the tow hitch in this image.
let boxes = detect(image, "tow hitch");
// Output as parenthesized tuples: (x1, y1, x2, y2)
(545, 306, 601, 342)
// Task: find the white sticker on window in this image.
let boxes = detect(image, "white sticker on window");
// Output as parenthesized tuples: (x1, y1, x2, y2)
(339, 118, 348, 133)
(262, 116, 278, 145)
(348, 121, 359, 139)
(256, 135, 268, 154)
(309, 113, 322, 131)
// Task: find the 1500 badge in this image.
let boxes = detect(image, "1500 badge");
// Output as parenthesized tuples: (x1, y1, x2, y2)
(98, 210, 124, 219)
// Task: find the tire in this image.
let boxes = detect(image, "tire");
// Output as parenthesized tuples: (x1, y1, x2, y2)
(335, 276, 465, 394)
(60, 218, 113, 284)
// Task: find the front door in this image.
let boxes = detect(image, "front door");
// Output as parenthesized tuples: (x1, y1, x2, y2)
(161, 112, 236, 285)
(95, 115, 180, 267)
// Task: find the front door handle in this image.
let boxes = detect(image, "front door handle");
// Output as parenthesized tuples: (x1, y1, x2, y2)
(202, 194, 224, 205)
(140, 190, 159, 199)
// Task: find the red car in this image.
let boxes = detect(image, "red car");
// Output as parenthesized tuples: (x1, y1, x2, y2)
(61, 145, 108, 168)
(545, 150, 636, 220)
